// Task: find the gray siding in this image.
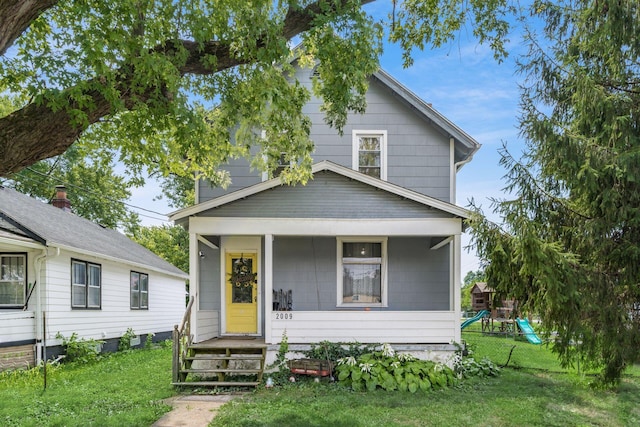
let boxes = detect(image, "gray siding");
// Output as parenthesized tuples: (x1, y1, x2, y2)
(273, 237, 336, 311)
(299, 67, 452, 201)
(198, 157, 261, 202)
(198, 66, 452, 204)
(387, 237, 450, 310)
(272, 236, 449, 311)
(199, 171, 450, 219)
(198, 243, 221, 311)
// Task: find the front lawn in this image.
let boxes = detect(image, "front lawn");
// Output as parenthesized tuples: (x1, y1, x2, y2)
(211, 333, 640, 427)
(211, 369, 640, 427)
(0, 345, 176, 427)
(2, 336, 639, 427)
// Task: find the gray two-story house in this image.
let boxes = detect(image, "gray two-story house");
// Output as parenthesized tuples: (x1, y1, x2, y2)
(169, 64, 480, 365)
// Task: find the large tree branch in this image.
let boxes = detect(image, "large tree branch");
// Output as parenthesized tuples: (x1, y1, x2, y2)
(0, 0, 57, 55)
(0, 0, 373, 176)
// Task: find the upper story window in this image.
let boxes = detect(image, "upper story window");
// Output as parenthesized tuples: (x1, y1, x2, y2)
(130, 271, 149, 310)
(71, 259, 101, 309)
(337, 238, 387, 307)
(274, 153, 289, 177)
(261, 152, 290, 181)
(0, 254, 26, 308)
(352, 130, 387, 180)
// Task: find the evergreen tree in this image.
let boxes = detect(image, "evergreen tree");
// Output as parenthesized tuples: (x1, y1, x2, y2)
(469, 0, 640, 385)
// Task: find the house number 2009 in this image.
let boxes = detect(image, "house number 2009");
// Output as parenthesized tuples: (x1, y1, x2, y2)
(275, 313, 293, 320)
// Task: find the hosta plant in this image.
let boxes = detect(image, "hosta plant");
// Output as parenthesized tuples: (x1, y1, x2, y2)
(335, 344, 457, 393)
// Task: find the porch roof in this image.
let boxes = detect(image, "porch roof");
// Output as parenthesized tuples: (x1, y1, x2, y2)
(170, 161, 471, 222)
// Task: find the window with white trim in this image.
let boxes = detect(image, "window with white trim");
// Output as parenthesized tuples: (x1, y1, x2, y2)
(337, 238, 387, 307)
(130, 271, 149, 310)
(0, 254, 26, 307)
(71, 260, 101, 309)
(262, 152, 290, 181)
(352, 130, 387, 180)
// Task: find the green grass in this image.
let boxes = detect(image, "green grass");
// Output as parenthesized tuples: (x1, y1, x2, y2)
(210, 332, 640, 427)
(0, 345, 177, 427)
(2, 334, 640, 427)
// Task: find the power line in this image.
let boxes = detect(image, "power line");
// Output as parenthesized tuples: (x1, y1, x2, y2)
(24, 166, 170, 218)
(3, 168, 172, 224)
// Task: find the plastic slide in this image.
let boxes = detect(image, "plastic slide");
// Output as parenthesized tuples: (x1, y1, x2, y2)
(516, 318, 542, 344)
(461, 310, 489, 330)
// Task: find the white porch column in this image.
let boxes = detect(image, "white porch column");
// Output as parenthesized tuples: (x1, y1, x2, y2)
(264, 234, 274, 344)
(189, 230, 199, 341)
(452, 234, 462, 344)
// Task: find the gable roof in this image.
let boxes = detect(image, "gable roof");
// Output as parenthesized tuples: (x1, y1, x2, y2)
(371, 69, 480, 165)
(290, 48, 480, 166)
(471, 282, 493, 294)
(0, 186, 187, 279)
(170, 160, 471, 221)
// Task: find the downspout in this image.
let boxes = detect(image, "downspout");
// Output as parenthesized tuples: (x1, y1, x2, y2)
(33, 246, 60, 364)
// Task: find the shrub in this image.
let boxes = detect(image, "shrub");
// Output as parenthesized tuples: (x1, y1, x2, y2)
(452, 343, 500, 379)
(144, 333, 155, 350)
(55, 332, 104, 364)
(335, 343, 457, 393)
(265, 331, 290, 385)
(119, 328, 137, 352)
(302, 341, 378, 363)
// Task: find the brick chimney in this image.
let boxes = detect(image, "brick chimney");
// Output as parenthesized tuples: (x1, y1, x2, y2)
(51, 185, 72, 212)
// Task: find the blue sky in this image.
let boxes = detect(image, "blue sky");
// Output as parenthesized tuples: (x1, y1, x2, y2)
(130, 7, 530, 278)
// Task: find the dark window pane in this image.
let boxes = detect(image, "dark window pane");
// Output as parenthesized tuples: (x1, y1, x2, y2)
(230, 257, 254, 303)
(73, 262, 86, 285)
(140, 274, 148, 292)
(72, 284, 86, 306)
(343, 243, 381, 258)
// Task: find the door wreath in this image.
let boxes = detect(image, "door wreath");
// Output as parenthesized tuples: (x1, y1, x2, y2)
(229, 255, 257, 288)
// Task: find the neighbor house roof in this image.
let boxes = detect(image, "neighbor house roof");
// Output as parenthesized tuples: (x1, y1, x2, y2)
(0, 186, 187, 279)
(170, 160, 472, 221)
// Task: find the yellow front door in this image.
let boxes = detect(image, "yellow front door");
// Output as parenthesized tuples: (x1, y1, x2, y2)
(225, 253, 258, 334)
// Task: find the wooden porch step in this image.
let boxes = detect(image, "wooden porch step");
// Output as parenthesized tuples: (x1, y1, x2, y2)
(180, 369, 262, 375)
(172, 381, 260, 388)
(185, 354, 263, 361)
(189, 342, 266, 350)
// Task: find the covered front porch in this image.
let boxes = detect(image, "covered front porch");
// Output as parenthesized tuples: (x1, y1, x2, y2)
(187, 221, 463, 347)
(170, 163, 469, 352)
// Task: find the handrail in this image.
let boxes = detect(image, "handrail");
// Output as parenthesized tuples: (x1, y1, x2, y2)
(179, 296, 195, 332)
(173, 295, 195, 383)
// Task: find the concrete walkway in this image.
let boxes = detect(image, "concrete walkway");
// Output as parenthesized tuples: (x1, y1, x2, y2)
(152, 394, 241, 427)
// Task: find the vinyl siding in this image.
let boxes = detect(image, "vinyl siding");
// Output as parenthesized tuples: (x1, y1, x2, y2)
(269, 311, 458, 344)
(271, 236, 449, 311)
(198, 67, 452, 203)
(0, 311, 35, 343)
(199, 171, 450, 219)
(198, 244, 221, 311)
(43, 250, 185, 345)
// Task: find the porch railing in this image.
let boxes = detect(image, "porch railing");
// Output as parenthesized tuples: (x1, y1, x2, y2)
(172, 295, 195, 383)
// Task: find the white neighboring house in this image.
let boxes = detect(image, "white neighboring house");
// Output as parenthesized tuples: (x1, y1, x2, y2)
(0, 186, 188, 370)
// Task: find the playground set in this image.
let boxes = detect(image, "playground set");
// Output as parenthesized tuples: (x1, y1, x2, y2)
(461, 282, 541, 345)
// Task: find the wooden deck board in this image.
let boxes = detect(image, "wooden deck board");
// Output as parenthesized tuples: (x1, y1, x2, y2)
(190, 337, 267, 350)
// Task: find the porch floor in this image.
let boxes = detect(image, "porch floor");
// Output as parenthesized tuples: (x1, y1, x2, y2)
(190, 337, 267, 350)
